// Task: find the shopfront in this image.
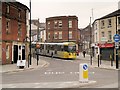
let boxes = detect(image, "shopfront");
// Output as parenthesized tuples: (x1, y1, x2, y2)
(98, 43, 114, 60)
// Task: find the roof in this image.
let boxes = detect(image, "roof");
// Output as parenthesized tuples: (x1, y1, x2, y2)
(92, 9, 120, 24)
(99, 9, 120, 20)
(46, 16, 78, 21)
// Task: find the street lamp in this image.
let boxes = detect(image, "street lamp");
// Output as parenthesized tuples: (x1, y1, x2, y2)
(90, 17, 92, 65)
(115, 14, 119, 69)
(29, 0, 32, 65)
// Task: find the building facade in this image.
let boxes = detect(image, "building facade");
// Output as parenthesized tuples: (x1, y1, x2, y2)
(2, 2, 29, 64)
(92, 9, 120, 60)
(46, 16, 80, 50)
(31, 19, 46, 42)
(79, 25, 92, 54)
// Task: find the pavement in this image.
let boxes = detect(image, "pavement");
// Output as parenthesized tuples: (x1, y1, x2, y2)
(77, 53, 120, 70)
(1, 54, 119, 88)
(1, 57, 49, 73)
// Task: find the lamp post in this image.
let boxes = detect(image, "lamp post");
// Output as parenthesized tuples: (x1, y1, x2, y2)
(116, 14, 119, 69)
(90, 17, 92, 65)
(29, 0, 32, 65)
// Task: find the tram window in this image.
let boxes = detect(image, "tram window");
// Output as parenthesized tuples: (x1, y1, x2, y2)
(41, 44, 44, 49)
(64, 46, 68, 51)
(61, 46, 64, 51)
(50, 45, 54, 50)
(68, 45, 76, 52)
(57, 45, 61, 51)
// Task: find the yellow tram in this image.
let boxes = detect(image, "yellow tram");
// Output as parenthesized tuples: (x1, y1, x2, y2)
(32, 42, 77, 59)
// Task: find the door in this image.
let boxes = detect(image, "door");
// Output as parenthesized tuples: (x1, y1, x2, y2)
(14, 45, 18, 63)
(22, 46, 25, 60)
(100, 48, 114, 60)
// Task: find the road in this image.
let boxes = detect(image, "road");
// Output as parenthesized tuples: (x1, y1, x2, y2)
(2, 56, 118, 88)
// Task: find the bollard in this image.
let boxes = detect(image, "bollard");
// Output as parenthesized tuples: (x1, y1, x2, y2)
(100, 54, 101, 65)
(98, 54, 99, 67)
(79, 63, 88, 83)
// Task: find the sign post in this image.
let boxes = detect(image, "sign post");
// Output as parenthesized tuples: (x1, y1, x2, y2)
(113, 34, 120, 69)
(79, 63, 88, 83)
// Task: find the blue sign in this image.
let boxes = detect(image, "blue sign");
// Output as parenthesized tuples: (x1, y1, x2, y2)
(113, 34, 120, 42)
(83, 64, 88, 70)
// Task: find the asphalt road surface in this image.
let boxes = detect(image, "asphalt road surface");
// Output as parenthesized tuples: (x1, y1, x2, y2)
(2, 56, 118, 88)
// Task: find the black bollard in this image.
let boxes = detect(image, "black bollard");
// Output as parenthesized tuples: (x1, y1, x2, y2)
(98, 54, 99, 67)
(100, 54, 102, 65)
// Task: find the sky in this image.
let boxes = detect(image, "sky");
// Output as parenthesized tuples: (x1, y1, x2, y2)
(17, 0, 120, 28)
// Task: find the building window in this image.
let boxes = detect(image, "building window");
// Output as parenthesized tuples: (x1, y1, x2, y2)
(54, 21, 58, 28)
(101, 32, 105, 37)
(95, 22, 97, 30)
(47, 21, 50, 29)
(108, 19, 112, 28)
(118, 17, 120, 25)
(95, 33, 97, 42)
(69, 20, 72, 28)
(48, 33, 50, 40)
(18, 23, 22, 36)
(54, 32, 57, 39)
(6, 44, 10, 60)
(58, 20, 62, 28)
(101, 20, 105, 29)
(18, 9, 21, 18)
(59, 31, 62, 39)
(6, 4, 10, 14)
(69, 31, 72, 39)
(6, 19, 10, 34)
(108, 31, 112, 41)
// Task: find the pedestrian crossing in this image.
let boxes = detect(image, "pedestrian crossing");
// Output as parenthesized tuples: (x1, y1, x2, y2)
(44, 71, 95, 75)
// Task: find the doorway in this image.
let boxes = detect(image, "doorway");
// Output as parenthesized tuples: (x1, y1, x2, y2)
(14, 45, 18, 63)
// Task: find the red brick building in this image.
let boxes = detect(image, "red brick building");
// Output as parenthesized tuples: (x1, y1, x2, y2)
(1, 2, 29, 64)
(46, 16, 80, 49)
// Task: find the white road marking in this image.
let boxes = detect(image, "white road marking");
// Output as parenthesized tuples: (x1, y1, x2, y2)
(44, 72, 95, 75)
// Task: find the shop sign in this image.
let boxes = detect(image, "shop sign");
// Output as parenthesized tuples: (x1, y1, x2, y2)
(98, 43, 114, 48)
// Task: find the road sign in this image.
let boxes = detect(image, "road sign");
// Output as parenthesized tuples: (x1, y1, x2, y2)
(115, 42, 119, 49)
(113, 34, 120, 42)
(79, 63, 88, 83)
(83, 64, 88, 71)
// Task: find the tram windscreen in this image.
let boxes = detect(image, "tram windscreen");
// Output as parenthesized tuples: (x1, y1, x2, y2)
(68, 45, 76, 52)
